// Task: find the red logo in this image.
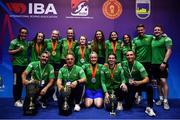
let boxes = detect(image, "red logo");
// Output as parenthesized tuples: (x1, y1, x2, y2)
(6, 3, 26, 14)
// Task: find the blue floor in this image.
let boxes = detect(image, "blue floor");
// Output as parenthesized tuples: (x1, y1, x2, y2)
(0, 98, 180, 119)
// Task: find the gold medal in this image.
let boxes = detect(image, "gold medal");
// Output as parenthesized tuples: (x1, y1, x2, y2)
(52, 51, 56, 56)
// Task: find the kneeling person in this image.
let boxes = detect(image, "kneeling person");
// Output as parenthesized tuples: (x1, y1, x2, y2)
(101, 53, 128, 113)
(57, 53, 86, 116)
(22, 51, 55, 115)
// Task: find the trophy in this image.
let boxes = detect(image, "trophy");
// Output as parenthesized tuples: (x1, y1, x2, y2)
(29, 97, 35, 110)
(23, 82, 39, 115)
(61, 82, 71, 111)
(109, 90, 117, 115)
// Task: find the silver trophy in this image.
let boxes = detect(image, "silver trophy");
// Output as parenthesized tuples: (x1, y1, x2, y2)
(62, 82, 71, 111)
(110, 90, 116, 115)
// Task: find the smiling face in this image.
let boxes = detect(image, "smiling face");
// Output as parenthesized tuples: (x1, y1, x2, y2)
(108, 54, 116, 65)
(66, 54, 75, 67)
(51, 30, 59, 40)
(90, 52, 98, 65)
(40, 52, 49, 65)
(96, 31, 103, 40)
(67, 29, 74, 40)
(137, 26, 145, 37)
(79, 36, 86, 46)
(36, 33, 44, 43)
(126, 51, 135, 63)
(154, 26, 163, 37)
(123, 34, 130, 44)
(110, 32, 118, 41)
(19, 29, 28, 40)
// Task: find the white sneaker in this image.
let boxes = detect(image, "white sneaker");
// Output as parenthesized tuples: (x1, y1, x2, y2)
(163, 101, 170, 110)
(74, 104, 81, 112)
(145, 107, 156, 117)
(135, 96, 141, 104)
(156, 99, 163, 106)
(53, 93, 58, 101)
(14, 100, 23, 107)
(116, 102, 123, 111)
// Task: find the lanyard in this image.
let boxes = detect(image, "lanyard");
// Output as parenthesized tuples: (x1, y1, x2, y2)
(128, 62, 135, 78)
(67, 65, 74, 80)
(39, 62, 47, 80)
(80, 46, 86, 59)
(90, 64, 98, 78)
(68, 40, 72, 50)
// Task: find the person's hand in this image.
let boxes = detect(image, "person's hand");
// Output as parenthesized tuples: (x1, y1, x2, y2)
(120, 83, 128, 92)
(160, 63, 166, 71)
(40, 87, 47, 95)
(133, 81, 141, 86)
(70, 81, 78, 88)
(104, 92, 110, 104)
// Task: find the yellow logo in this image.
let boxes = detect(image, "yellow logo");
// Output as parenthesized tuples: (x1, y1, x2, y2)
(102, 0, 123, 20)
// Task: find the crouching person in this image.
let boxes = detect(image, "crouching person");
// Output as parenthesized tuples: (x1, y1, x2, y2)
(57, 53, 86, 116)
(22, 51, 55, 115)
(101, 53, 128, 115)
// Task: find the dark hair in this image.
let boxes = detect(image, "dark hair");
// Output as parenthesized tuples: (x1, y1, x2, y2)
(109, 31, 119, 42)
(122, 34, 132, 48)
(136, 24, 145, 29)
(92, 30, 106, 55)
(79, 35, 87, 46)
(108, 53, 117, 59)
(67, 27, 75, 41)
(32, 32, 45, 45)
(17, 27, 28, 39)
(154, 24, 164, 32)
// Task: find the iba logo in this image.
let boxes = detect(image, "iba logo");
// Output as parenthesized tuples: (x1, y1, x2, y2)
(71, 0, 89, 16)
(6, 2, 58, 18)
(102, 0, 123, 20)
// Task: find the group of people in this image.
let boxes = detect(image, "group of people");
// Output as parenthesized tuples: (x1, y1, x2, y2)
(8, 24, 173, 117)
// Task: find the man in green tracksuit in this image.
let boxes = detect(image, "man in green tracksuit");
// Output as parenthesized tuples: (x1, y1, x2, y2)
(22, 51, 55, 109)
(57, 53, 86, 115)
(122, 50, 156, 117)
(132, 24, 153, 104)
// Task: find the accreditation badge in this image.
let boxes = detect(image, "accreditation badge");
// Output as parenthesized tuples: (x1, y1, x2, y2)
(91, 77, 96, 84)
(52, 51, 56, 56)
(40, 80, 45, 86)
(80, 58, 85, 63)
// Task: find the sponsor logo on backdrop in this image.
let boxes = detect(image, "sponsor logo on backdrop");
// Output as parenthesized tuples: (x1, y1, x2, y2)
(102, 0, 123, 20)
(136, 0, 151, 19)
(66, 0, 93, 19)
(6, 2, 58, 19)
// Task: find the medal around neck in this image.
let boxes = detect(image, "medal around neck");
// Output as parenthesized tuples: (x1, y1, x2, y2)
(52, 51, 56, 56)
(91, 77, 96, 84)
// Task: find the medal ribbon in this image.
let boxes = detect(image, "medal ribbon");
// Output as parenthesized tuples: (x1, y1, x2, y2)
(90, 64, 98, 78)
(109, 64, 116, 79)
(68, 40, 72, 50)
(80, 46, 86, 59)
(51, 40, 57, 52)
(128, 62, 135, 78)
(111, 42, 117, 54)
(35, 43, 42, 56)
